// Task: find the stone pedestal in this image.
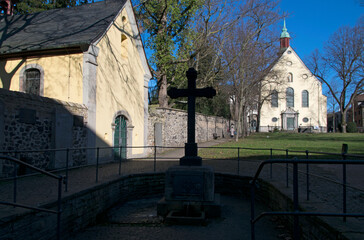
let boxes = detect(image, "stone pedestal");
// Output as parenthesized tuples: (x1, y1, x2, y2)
(157, 165, 221, 219)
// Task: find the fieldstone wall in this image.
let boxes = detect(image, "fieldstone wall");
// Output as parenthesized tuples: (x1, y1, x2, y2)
(0, 89, 88, 176)
(148, 107, 232, 149)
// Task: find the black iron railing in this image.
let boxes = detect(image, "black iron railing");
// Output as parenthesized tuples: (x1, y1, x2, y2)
(1, 144, 364, 240)
(250, 158, 364, 240)
(0, 155, 63, 240)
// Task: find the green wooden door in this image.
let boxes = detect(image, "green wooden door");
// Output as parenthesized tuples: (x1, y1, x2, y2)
(287, 117, 295, 130)
(114, 116, 127, 160)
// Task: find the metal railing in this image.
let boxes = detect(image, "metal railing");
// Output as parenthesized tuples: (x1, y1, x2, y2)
(1, 144, 364, 240)
(250, 158, 364, 240)
(0, 155, 63, 240)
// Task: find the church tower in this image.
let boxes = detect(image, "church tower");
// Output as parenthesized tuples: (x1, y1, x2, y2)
(280, 19, 290, 52)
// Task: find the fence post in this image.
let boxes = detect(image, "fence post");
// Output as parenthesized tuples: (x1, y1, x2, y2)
(342, 144, 348, 222)
(270, 148, 273, 179)
(154, 145, 157, 172)
(237, 147, 240, 175)
(250, 182, 256, 240)
(57, 176, 63, 240)
(13, 153, 18, 204)
(65, 148, 69, 192)
(96, 147, 99, 183)
(119, 146, 122, 175)
(306, 150, 309, 201)
(286, 149, 289, 188)
(293, 157, 300, 239)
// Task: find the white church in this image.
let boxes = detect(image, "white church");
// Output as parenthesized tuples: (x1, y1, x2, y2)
(258, 21, 327, 133)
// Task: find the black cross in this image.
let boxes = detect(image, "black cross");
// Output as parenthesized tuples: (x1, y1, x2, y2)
(168, 68, 216, 166)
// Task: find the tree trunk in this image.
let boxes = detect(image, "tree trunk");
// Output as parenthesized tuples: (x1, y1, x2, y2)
(341, 108, 347, 133)
(256, 101, 262, 132)
(333, 110, 336, 133)
(158, 74, 168, 108)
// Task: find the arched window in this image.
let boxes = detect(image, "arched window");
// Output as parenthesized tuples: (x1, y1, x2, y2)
(286, 87, 294, 107)
(25, 68, 40, 95)
(19, 64, 44, 96)
(302, 90, 309, 107)
(121, 34, 128, 59)
(271, 90, 278, 107)
(287, 73, 293, 82)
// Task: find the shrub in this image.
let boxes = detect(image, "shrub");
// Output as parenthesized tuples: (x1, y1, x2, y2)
(347, 122, 358, 133)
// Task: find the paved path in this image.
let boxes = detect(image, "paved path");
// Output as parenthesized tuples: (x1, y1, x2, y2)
(1, 137, 364, 239)
(69, 196, 290, 240)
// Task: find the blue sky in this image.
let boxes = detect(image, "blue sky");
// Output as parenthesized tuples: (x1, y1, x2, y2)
(280, 0, 363, 60)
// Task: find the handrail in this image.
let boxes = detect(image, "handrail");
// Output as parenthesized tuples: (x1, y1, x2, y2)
(0, 155, 62, 179)
(0, 155, 63, 240)
(250, 158, 364, 240)
(2, 145, 364, 159)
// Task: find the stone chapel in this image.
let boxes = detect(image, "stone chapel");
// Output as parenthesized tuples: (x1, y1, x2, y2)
(0, 0, 152, 163)
(258, 20, 327, 132)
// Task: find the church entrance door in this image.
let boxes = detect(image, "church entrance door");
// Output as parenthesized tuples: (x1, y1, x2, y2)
(114, 115, 127, 161)
(287, 117, 295, 130)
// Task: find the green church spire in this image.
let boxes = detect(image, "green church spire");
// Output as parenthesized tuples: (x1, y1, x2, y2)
(280, 19, 291, 38)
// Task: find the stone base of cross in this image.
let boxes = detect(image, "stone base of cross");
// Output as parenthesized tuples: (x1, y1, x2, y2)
(167, 68, 216, 166)
(157, 68, 220, 220)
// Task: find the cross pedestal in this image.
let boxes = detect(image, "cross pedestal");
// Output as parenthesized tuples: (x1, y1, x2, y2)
(157, 68, 221, 222)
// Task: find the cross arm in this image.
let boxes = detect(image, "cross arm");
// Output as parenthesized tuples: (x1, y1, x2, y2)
(168, 87, 216, 99)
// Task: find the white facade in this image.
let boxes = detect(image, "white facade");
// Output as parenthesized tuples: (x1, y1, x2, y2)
(259, 46, 327, 132)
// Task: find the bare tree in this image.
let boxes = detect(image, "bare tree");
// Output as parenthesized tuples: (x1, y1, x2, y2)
(308, 20, 363, 133)
(219, 0, 283, 140)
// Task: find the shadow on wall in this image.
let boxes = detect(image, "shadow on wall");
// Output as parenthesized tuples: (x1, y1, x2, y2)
(0, 88, 114, 177)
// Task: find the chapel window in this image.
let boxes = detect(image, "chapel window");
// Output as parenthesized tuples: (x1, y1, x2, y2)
(286, 87, 294, 107)
(271, 90, 278, 108)
(302, 90, 309, 107)
(287, 73, 293, 82)
(25, 68, 41, 95)
(121, 34, 128, 59)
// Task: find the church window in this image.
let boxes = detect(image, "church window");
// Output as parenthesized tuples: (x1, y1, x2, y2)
(287, 73, 293, 82)
(272, 117, 278, 122)
(19, 64, 44, 96)
(121, 34, 128, 59)
(271, 90, 278, 107)
(303, 117, 309, 123)
(25, 69, 41, 95)
(302, 90, 309, 107)
(286, 87, 294, 107)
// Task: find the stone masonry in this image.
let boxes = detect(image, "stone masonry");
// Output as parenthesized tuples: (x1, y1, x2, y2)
(148, 107, 232, 151)
(0, 89, 88, 176)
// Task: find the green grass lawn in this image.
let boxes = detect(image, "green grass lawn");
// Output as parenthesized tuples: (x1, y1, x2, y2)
(199, 133, 364, 160)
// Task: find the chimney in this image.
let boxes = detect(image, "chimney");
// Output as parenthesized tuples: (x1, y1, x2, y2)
(280, 19, 290, 52)
(0, 0, 14, 15)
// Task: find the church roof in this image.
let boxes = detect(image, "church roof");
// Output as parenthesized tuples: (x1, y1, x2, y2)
(0, 0, 127, 56)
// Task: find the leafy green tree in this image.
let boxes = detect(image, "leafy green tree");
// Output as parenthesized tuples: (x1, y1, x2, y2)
(14, 0, 91, 14)
(133, 0, 203, 108)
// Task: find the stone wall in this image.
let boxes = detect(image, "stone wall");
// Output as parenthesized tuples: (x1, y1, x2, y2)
(0, 89, 88, 176)
(148, 107, 232, 149)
